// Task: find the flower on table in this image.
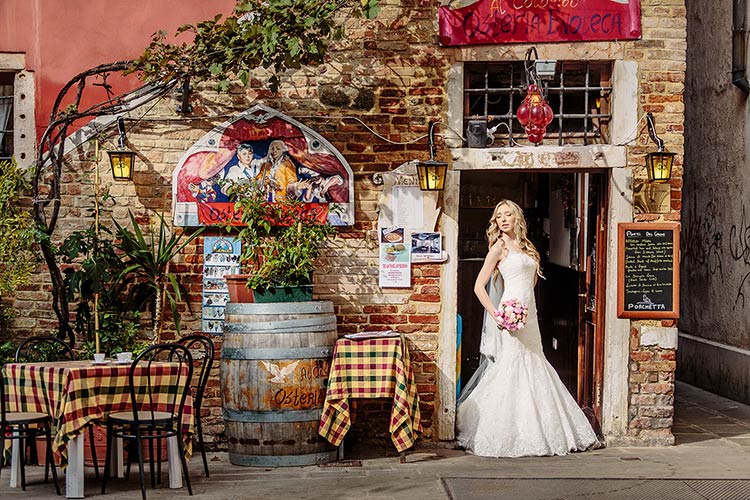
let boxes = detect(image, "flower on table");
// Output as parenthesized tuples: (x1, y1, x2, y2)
(494, 299, 528, 332)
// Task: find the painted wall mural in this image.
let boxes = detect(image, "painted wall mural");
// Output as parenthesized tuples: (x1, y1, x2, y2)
(172, 104, 354, 227)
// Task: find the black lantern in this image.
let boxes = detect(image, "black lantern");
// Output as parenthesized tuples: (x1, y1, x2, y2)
(416, 121, 448, 191)
(107, 117, 135, 181)
(645, 112, 674, 183)
(645, 151, 675, 183)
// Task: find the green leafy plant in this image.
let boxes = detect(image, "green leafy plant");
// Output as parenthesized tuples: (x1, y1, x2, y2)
(60, 222, 130, 342)
(0, 339, 16, 365)
(77, 311, 149, 360)
(0, 160, 39, 297)
(225, 183, 336, 292)
(114, 211, 205, 342)
(129, 0, 380, 92)
(0, 159, 40, 356)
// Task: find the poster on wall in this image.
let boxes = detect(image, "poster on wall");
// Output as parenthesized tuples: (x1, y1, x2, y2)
(379, 226, 411, 288)
(202, 236, 241, 334)
(411, 232, 443, 262)
(172, 104, 354, 228)
(438, 0, 642, 46)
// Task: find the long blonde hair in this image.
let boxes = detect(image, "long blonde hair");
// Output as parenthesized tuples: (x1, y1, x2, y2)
(487, 199, 543, 279)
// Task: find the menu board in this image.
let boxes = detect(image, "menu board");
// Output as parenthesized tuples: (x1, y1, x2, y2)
(617, 223, 680, 319)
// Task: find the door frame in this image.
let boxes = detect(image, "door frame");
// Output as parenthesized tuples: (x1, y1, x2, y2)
(439, 164, 632, 444)
(437, 60, 637, 443)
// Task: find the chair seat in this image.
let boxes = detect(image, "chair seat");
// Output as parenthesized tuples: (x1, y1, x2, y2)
(108, 410, 174, 424)
(3, 411, 51, 424)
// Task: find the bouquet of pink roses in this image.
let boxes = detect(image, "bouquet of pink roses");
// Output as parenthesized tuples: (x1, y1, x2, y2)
(494, 298, 529, 332)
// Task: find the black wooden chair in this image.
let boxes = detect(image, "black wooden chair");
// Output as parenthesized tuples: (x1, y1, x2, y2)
(0, 365, 61, 494)
(14, 335, 101, 478)
(101, 343, 193, 500)
(176, 334, 214, 477)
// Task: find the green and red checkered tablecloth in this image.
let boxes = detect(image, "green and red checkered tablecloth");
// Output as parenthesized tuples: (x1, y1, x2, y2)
(318, 337, 422, 452)
(2, 360, 193, 467)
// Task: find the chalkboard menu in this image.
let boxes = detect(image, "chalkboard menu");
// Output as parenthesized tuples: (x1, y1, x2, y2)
(617, 223, 680, 319)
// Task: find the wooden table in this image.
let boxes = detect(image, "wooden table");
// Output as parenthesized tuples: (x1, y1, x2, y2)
(2, 360, 193, 498)
(318, 336, 422, 455)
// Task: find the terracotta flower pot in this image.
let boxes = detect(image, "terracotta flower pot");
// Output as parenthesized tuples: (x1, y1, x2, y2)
(225, 274, 254, 303)
(34, 437, 61, 466)
(84, 424, 108, 467)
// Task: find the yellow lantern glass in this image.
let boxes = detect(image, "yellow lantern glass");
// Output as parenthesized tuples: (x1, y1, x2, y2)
(416, 160, 448, 191)
(645, 151, 675, 183)
(107, 150, 135, 181)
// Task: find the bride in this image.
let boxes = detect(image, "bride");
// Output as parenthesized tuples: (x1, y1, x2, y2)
(456, 199, 599, 457)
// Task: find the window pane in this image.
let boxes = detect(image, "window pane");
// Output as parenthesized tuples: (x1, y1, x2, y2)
(0, 73, 14, 161)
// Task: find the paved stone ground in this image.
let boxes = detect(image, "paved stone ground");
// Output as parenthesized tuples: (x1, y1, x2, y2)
(3, 382, 750, 500)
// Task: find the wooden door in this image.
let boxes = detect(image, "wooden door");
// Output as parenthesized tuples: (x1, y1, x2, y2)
(576, 173, 608, 432)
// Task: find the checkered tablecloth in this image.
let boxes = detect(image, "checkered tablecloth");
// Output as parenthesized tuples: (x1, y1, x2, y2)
(2, 360, 193, 467)
(318, 337, 422, 452)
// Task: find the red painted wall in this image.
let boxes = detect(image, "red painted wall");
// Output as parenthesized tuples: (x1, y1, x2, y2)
(0, 0, 236, 138)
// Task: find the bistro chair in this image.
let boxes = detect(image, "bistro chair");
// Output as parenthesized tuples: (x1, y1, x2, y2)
(14, 336, 75, 363)
(0, 365, 61, 494)
(101, 343, 193, 500)
(176, 334, 214, 478)
(13, 335, 101, 478)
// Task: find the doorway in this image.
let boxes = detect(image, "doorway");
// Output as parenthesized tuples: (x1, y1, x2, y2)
(457, 170, 608, 429)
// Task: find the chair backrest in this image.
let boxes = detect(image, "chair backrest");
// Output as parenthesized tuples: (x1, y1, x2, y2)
(176, 334, 214, 410)
(127, 343, 193, 428)
(14, 336, 76, 363)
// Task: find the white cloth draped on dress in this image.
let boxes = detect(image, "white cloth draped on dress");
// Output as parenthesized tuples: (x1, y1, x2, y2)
(456, 251, 598, 457)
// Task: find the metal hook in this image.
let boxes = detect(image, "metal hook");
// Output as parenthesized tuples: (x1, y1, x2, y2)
(116, 117, 128, 149)
(645, 112, 664, 152)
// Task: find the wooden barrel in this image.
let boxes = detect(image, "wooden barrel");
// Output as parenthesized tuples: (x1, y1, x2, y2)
(220, 301, 338, 466)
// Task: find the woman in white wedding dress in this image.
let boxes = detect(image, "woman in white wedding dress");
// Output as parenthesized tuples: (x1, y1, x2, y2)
(457, 199, 598, 457)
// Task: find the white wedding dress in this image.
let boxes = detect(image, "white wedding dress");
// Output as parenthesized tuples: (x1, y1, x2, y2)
(457, 250, 598, 457)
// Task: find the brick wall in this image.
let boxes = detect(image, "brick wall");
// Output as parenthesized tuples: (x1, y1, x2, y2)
(13, 0, 687, 449)
(624, 0, 686, 445)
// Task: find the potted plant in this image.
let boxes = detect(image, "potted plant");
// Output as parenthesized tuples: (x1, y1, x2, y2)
(223, 182, 336, 303)
(113, 211, 204, 342)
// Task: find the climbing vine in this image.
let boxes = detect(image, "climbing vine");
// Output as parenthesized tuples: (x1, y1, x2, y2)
(32, 0, 379, 340)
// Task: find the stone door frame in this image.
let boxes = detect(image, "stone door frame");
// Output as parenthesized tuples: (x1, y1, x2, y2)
(437, 60, 637, 444)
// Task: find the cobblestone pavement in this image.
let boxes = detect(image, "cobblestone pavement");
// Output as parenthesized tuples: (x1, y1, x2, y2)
(3, 382, 750, 500)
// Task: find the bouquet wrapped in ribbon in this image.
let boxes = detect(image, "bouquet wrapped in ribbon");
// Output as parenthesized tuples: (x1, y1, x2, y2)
(494, 298, 529, 332)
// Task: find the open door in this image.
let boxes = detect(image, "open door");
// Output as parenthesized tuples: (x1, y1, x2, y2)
(576, 173, 608, 432)
(457, 171, 608, 434)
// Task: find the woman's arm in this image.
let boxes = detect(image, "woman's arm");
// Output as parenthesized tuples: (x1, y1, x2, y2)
(473, 241, 505, 319)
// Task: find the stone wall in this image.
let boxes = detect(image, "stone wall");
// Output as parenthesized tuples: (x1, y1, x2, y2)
(679, 0, 750, 401)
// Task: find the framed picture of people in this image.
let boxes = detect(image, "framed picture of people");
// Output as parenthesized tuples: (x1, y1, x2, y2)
(172, 104, 354, 227)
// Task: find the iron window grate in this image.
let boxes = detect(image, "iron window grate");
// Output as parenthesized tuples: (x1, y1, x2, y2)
(464, 61, 613, 147)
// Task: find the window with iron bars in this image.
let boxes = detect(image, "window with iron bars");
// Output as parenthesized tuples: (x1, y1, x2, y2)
(0, 73, 13, 161)
(464, 61, 613, 147)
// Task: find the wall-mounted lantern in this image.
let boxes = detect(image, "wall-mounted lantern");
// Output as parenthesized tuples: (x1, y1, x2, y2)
(106, 117, 135, 181)
(416, 121, 448, 191)
(645, 112, 675, 183)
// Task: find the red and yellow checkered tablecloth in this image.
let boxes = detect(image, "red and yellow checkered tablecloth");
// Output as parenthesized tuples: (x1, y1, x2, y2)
(2, 360, 193, 467)
(318, 337, 422, 452)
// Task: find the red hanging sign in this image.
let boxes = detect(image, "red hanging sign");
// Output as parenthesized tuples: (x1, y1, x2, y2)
(438, 0, 641, 46)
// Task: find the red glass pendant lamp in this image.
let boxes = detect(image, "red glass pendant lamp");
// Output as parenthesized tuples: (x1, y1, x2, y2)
(516, 84, 554, 145)
(516, 47, 555, 145)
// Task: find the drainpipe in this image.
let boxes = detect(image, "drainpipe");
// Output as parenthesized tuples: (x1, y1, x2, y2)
(733, 0, 750, 94)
